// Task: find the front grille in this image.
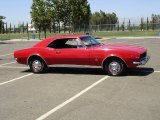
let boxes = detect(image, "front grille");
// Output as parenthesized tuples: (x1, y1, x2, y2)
(140, 52, 147, 59)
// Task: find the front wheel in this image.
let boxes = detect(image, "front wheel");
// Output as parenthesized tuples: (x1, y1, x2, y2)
(104, 59, 126, 76)
(29, 58, 46, 73)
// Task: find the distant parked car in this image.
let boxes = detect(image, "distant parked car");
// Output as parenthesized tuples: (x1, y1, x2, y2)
(14, 34, 149, 76)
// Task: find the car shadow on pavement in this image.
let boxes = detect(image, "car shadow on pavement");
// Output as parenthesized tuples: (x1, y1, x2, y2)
(127, 67, 154, 76)
(45, 67, 105, 75)
(22, 67, 105, 75)
(22, 67, 154, 76)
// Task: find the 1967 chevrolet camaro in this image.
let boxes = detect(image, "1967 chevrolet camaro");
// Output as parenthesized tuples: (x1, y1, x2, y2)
(14, 34, 150, 76)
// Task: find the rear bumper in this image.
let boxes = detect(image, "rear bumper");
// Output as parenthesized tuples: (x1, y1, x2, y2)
(133, 56, 150, 65)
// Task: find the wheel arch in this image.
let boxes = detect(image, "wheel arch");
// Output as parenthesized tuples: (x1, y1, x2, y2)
(27, 55, 47, 67)
(102, 56, 128, 69)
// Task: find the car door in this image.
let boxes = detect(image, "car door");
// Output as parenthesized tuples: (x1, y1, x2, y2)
(49, 38, 90, 65)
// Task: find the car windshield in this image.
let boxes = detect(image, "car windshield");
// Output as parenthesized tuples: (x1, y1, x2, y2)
(80, 36, 102, 47)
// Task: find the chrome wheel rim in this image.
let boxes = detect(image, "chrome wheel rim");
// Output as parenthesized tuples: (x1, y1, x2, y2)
(108, 61, 121, 75)
(32, 60, 42, 72)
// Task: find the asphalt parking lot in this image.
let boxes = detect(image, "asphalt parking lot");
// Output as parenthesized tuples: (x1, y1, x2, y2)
(0, 37, 160, 120)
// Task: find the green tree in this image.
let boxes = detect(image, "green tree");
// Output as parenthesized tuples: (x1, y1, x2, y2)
(90, 11, 118, 31)
(59, 0, 70, 33)
(10, 23, 12, 33)
(128, 19, 131, 31)
(68, 0, 91, 32)
(151, 14, 160, 23)
(54, 0, 70, 33)
(43, 0, 91, 33)
(151, 14, 160, 31)
(0, 16, 6, 34)
(117, 20, 119, 31)
(110, 12, 118, 30)
(91, 12, 101, 25)
(46, 0, 56, 33)
(147, 17, 149, 31)
(122, 21, 125, 31)
(152, 17, 155, 31)
(31, 0, 52, 38)
(140, 18, 144, 31)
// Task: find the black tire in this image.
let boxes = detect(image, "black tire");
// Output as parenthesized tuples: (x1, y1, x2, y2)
(104, 59, 126, 76)
(29, 58, 46, 73)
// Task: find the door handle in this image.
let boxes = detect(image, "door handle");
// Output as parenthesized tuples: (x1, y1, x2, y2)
(55, 51, 61, 54)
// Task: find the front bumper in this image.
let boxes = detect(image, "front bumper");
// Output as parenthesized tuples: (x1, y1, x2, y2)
(133, 56, 150, 65)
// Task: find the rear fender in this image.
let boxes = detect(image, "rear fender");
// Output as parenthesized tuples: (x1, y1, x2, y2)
(27, 54, 48, 67)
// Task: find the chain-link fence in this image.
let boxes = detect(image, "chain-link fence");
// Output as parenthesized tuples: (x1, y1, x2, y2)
(0, 22, 160, 40)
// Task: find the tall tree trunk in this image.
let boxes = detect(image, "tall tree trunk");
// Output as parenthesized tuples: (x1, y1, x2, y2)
(152, 18, 155, 31)
(58, 20, 60, 33)
(44, 28, 46, 38)
(147, 17, 149, 31)
(27, 23, 29, 40)
(39, 26, 41, 40)
(5, 23, 8, 34)
(63, 24, 65, 33)
(10, 23, 11, 33)
(49, 22, 51, 33)
(52, 22, 55, 33)
(23, 22, 24, 34)
(0, 22, 1, 34)
(2, 23, 5, 34)
(14, 25, 16, 33)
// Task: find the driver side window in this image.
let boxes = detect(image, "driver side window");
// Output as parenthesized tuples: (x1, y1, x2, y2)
(65, 39, 78, 48)
(48, 38, 83, 49)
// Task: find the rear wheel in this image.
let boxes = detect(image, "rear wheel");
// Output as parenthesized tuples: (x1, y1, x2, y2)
(29, 58, 46, 73)
(104, 59, 126, 76)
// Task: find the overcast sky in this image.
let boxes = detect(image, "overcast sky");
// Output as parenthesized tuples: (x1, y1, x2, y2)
(0, 0, 159, 25)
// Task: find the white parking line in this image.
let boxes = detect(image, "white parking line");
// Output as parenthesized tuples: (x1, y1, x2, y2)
(1, 65, 159, 73)
(0, 66, 28, 69)
(0, 53, 13, 57)
(0, 61, 16, 66)
(35, 76, 110, 120)
(143, 70, 160, 73)
(0, 73, 33, 86)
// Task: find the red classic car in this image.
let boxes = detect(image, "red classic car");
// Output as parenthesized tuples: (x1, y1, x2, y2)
(14, 35, 149, 76)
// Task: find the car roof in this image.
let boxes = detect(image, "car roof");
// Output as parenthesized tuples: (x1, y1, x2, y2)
(33, 34, 88, 47)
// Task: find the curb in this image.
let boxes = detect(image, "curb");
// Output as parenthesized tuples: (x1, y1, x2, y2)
(1, 36, 160, 42)
(99, 36, 160, 40)
(0, 39, 41, 42)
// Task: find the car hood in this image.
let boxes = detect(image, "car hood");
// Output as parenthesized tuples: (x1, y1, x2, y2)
(95, 44, 147, 53)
